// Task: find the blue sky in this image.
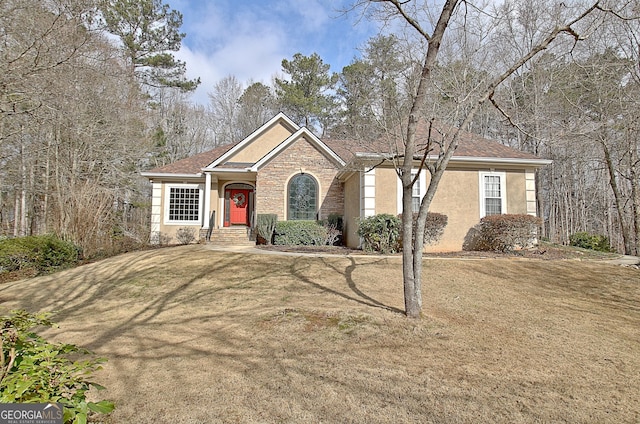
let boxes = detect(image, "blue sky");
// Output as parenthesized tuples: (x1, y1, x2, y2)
(171, 0, 380, 104)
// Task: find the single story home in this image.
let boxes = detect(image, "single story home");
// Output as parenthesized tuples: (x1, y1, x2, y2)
(141, 112, 551, 251)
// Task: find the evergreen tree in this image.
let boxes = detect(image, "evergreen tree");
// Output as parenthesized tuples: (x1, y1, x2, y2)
(100, 0, 200, 92)
(274, 52, 338, 134)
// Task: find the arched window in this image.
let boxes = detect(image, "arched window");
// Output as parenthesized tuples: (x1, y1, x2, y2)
(288, 174, 318, 220)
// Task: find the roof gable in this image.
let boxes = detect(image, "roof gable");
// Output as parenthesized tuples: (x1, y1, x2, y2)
(207, 112, 299, 169)
(251, 127, 345, 171)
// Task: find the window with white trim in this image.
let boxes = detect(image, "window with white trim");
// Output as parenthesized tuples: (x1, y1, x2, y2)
(166, 185, 202, 223)
(397, 170, 426, 215)
(479, 172, 507, 218)
(411, 171, 421, 213)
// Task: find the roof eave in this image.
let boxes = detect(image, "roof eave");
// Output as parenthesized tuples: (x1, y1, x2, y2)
(448, 156, 552, 167)
(202, 167, 256, 173)
(141, 172, 202, 179)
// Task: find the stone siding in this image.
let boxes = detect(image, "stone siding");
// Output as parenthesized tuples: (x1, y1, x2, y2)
(256, 137, 343, 221)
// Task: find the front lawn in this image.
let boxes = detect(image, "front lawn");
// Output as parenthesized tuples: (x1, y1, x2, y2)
(0, 245, 638, 423)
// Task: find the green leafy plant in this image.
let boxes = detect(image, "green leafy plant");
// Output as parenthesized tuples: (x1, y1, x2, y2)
(274, 221, 327, 246)
(0, 310, 114, 424)
(357, 214, 401, 254)
(256, 214, 278, 245)
(569, 232, 612, 252)
(0, 235, 79, 274)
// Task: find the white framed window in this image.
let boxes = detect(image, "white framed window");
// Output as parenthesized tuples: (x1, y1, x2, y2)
(479, 172, 507, 218)
(165, 184, 203, 224)
(397, 169, 427, 214)
(411, 171, 421, 213)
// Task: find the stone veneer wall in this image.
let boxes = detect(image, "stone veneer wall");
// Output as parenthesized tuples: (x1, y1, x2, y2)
(255, 137, 344, 220)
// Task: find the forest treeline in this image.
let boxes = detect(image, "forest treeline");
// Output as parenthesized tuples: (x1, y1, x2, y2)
(1, 0, 638, 256)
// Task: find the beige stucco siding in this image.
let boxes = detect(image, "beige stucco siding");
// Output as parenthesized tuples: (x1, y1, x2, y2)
(343, 173, 361, 248)
(506, 171, 527, 215)
(353, 166, 536, 252)
(156, 180, 205, 242)
(229, 122, 294, 163)
(374, 168, 398, 214)
(426, 168, 480, 252)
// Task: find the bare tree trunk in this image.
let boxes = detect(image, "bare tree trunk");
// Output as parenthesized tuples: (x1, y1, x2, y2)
(600, 136, 632, 254)
(629, 134, 640, 255)
(20, 139, 27, 237)
(13, 194, 19, 237)
(400, 0, 459, 318)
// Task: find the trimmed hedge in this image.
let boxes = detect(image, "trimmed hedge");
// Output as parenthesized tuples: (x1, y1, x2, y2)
(0, 235, 80, 274)
(274, 221, 327, 246)
(465, 214, 542, 252)
(357, 214, 401, 253)
(569, 232, 612, 252)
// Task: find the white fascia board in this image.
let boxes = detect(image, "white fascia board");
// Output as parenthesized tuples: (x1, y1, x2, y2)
(207, 112, 300, 169)
(448, 156, 552, 167)
(141, 172, 202, 179)
(351, 152, 551, 168)
(250, 127, 345, 171)
(201, 167, 254, 173)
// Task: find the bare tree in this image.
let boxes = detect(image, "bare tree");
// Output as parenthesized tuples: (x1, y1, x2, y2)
(0, 0, 150, 255)
(351, 0, 617, 317)
(208, 75, 244, 145)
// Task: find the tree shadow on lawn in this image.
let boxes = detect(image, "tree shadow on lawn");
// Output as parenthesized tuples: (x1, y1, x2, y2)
(1, 246, 639, 422)
(0, 247, 414, 421)
(288, 256, 405, 315)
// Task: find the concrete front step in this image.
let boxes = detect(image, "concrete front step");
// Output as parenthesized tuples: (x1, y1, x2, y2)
(208, 227, 255, 246)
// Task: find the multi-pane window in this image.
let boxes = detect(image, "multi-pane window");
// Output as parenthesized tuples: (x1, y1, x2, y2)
(168, 187, 200, 222)
(480, 172, 506, 217)
(288, 174, 318, 220)
(484, 176, 502, 215)
(411, 171, 420, 213)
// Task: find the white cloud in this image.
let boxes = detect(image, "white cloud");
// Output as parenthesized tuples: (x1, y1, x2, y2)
(174, 0, 379, 105)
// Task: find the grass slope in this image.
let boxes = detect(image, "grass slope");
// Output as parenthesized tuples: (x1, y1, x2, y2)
(0, 245, 638, 423)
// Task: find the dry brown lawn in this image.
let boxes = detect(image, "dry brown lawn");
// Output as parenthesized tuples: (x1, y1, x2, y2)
(0, 245, 638, 423)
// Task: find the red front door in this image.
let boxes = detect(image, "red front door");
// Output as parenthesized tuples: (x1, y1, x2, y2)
(228, 189, 250, 225)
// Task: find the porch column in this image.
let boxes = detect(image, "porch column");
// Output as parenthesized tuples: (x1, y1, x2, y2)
(202, 172, 211, 229)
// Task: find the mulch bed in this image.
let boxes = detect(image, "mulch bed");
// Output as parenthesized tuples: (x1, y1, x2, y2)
(256, 242, 619, 261)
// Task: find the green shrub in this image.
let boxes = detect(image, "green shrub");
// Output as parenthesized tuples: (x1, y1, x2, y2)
(0, 310, 114, 423)
(357, 214, 401, 254)
(398, 212, 449, 247)
(256, 214, 278, 245)
(0, 235, 80, 274)
(569, 232, 612, 252)
(274, 221, 327, 246)
(466, 214, 542, 252)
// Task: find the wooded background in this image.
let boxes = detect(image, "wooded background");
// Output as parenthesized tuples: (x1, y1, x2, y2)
(1, 0, 638, 256)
